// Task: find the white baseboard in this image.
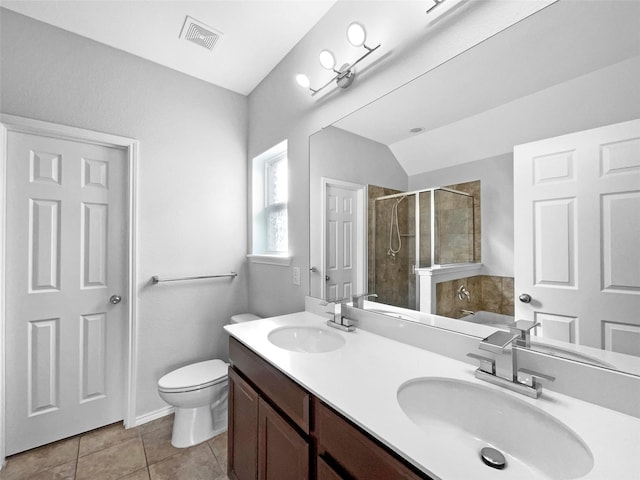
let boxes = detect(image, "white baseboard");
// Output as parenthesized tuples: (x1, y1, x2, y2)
(133, 406, 175, 427)
(211, 425, 228, 438)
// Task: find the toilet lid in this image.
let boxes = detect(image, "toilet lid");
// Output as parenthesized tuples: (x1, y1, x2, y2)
(158, 359, 228, 391)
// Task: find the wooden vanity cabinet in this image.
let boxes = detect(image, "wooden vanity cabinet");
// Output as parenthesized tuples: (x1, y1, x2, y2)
(228, 367, 259, 480)
(228, 337, 431, 480)
(313, 398, 431, 480)
(228, 338, 310, 480)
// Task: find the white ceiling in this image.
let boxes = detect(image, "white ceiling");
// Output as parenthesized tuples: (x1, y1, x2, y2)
(1, 0, 337, 95)
(333, 0, 640, 175)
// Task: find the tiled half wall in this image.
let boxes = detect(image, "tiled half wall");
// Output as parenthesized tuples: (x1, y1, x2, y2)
(436, 275, 514, 319)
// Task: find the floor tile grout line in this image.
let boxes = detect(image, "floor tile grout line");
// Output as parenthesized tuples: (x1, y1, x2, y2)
(139, 425, 153, 479)
(206, 440, 220, 468)
(74, 433, 81, 480)
(139, 426, 149, 469)
(2, 435, 81, 480)
(4, 418, 227, 480)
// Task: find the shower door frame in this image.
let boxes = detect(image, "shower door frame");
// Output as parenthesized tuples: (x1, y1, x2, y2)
(372, 186, 474, 309)
(374, 186, 474, 266)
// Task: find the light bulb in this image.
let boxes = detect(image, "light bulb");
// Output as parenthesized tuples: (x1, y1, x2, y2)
(296, 74, 310, 89)
(319, 50, 336, 70)
(346, 22, 367, 47)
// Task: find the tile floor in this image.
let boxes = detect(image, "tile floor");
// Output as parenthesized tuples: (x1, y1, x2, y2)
(0, 415, 229, 480)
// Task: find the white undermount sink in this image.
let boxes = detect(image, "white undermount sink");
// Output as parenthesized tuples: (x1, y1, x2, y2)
(268, 326, 345, 353)
(397, 377, 594, 479)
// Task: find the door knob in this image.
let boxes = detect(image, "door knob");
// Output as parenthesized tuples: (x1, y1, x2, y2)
(325, 275, 330, 281)
(109, 295, 122, 304)
(518, 293, 532, 303)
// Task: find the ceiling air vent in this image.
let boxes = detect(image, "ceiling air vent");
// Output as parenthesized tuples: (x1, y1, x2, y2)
(179, 15, 223, 51)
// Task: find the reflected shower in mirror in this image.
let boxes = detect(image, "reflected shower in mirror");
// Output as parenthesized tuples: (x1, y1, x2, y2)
(370, 186, 476, 310)
(309, 0, 640, 376)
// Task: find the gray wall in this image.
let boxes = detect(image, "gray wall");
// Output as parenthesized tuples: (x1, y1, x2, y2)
(1, 9, 249, 419)
(309, 126, 408, 297)
(246, 1, 550, 316)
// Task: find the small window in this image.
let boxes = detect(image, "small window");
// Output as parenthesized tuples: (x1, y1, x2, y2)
(264, 151, 288, 252)
(251, 141, 289, 258)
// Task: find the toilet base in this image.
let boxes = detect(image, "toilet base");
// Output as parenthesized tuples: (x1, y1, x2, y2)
(172, 405, 218, 448)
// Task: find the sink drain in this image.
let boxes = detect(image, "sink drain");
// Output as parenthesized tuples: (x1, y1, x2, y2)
(480, 446, 506, 469)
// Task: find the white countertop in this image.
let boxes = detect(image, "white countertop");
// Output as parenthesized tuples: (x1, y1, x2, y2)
(225, 311, 640, 480)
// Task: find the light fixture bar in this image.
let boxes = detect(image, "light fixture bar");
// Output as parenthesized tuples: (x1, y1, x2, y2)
(426, 0, 446, 14)
(310, 43, 381, 97)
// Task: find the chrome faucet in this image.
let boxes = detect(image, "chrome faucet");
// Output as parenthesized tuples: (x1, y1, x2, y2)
(457, 285, 471, 302)
(352, 293, 378, 309)
(322, 298, 356, 332)
(466, 320, 555, 398)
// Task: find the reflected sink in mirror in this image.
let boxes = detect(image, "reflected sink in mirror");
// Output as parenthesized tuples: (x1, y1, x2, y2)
(268, 326, 345, 353)
(397, 378, 593, 479)
(366, 308, 418, 322)
(529, 342, 615, 369)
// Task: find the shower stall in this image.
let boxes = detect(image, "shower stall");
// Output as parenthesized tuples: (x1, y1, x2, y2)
(370, 187, 475, 310)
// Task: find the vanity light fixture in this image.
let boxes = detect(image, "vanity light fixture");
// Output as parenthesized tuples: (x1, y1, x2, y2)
(296, 21, 381, 96)
(426, 0, 446, 14)
(319, 50, 336, 70)
(426, 0, 465, 18)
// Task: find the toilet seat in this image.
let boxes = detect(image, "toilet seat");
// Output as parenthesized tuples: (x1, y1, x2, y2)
(158, 359, 228, 394)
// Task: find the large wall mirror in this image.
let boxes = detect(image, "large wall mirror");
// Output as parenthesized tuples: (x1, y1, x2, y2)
(309, 1, 640, 376)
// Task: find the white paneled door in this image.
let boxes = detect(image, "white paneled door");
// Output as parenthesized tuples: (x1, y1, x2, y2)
(325, 184, 361, 301)
(5, 131, 127, 455)
(514, 119, 640, 355)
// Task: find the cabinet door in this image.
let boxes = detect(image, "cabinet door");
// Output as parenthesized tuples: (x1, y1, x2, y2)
(230, 338, 310, 433)
(229, 368, 259, 480)
(258, 398, 309, 480)
(317, 456, 344, 480)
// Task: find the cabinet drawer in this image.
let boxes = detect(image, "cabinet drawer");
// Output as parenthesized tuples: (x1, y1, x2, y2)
(229, 337, 310, 434)
(314, 398, 430, 480)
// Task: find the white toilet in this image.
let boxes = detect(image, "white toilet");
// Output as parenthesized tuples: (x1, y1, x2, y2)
(157, 313, 261, 448)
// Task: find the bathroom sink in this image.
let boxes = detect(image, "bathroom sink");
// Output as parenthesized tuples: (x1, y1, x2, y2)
(397, 378, 593, 479)
(268, 326, 345, 353)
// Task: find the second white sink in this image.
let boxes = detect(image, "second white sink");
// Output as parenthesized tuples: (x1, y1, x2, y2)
(268, 326, 345, 353)
(397, 377, 594, 479)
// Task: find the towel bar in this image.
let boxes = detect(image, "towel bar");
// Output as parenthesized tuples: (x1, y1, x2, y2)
(151, 273, 238, 284)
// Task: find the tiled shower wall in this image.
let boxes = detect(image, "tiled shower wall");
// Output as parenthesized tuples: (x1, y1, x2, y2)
(368, 185, 412, 308)
(436, 275, 514, 319)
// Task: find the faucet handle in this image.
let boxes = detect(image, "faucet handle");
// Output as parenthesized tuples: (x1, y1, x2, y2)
(478, 331, 519, 354)
(517, 368, 555, 388)
(467, 353, 495, 375)
(509, 320, 541, 347)
(510, 320, 540, 333)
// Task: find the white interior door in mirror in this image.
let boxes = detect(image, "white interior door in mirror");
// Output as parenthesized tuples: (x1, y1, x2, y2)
(514, 119, 640, 354)
(322, 179, 365, 300)
(5, 131, 127, 455)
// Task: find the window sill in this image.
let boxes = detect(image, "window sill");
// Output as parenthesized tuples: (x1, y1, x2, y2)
(247, 254, 292, 267)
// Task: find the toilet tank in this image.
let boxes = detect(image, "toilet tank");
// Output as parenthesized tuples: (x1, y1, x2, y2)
(231, 313, 261, 324)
